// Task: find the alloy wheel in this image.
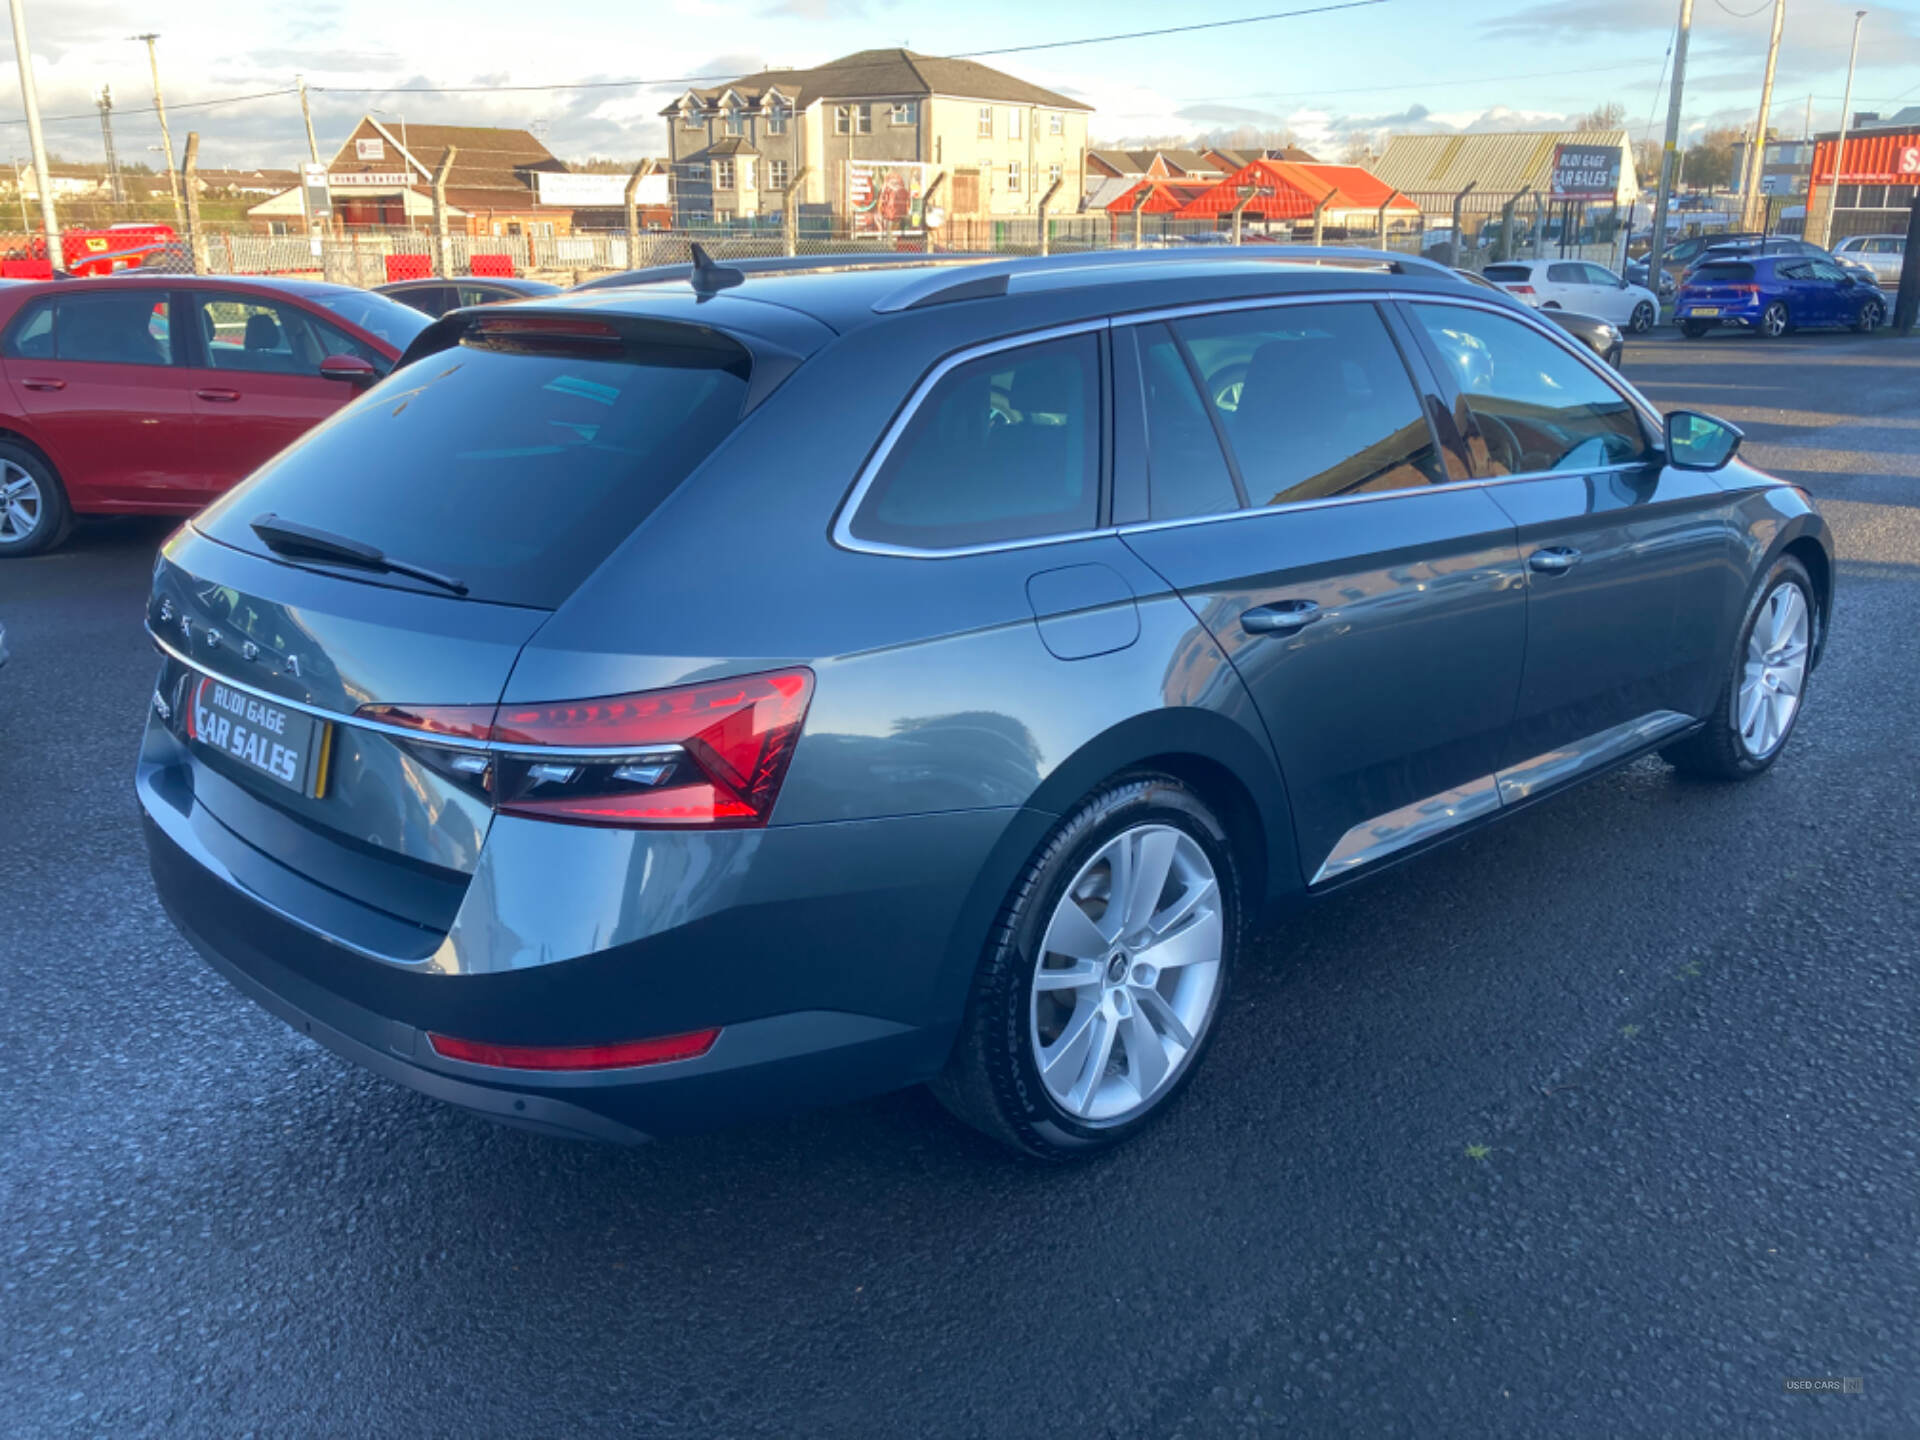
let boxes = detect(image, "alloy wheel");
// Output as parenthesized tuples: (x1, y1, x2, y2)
(1631, 301, 1655, 333)
(1029, 824, 1224, 1124)
(0, 462, 43, 546)
(1735, 581, 1811, 760)
(1761, 302, 1789, 338)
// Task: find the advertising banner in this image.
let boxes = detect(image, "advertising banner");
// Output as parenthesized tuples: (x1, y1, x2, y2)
(1549, 143, 1623, 202)
(847, 161, 929, 234)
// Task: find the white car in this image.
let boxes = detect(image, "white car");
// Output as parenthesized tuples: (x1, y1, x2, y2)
(1831, 234, 1905, 286)
(1479, 259, 1661, 332)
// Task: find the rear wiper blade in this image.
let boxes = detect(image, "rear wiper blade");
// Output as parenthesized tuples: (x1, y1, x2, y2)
(250, 513, 468, 596)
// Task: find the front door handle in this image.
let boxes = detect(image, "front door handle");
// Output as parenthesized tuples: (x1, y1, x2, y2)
(1528, 546, 1581, 574)
(1241, 599, 1322, 635)
(195, 388, 241, 403)
(20, 377, 65, 392)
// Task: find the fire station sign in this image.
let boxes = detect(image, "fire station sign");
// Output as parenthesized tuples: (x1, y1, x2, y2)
(1549, 143, 1623, 202)
(329, 172, 413, 187)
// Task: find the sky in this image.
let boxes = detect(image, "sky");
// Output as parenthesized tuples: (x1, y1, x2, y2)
(1, 0, 1917, 171)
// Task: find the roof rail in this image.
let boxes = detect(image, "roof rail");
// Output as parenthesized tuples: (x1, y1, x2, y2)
(570, 250, 997, 294)
(871, 245, 1453, 314)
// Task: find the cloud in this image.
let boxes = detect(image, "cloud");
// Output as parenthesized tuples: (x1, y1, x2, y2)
(1175, 104, 1288, 126)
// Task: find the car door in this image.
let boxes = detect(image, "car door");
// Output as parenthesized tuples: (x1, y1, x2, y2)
(0, 287, 201, 508)
(184, 291, 368, 494)
(1403, 299, 1746, 791)
(1116, 300, 1529, 886)
(1580, 263, 1633, 324)
(1805, 258, 1857, 326)
(1542, 261, 1592, 311)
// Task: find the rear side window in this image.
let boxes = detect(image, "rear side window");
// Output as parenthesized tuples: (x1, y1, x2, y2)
(1411, 304, 1650, 477)
(1173, 302, 1445, 507)
(199, 327, 751, 608)
(1482, 265, 1532, 282)
(1693, 262, 1756, 283)
(1135, 324, 1240, 521)
(3, 292, 172, 366)
(850, 332, 1100, 549)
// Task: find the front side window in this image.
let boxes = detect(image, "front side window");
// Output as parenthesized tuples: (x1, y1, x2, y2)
(1173, 302, 1445, 506)
(1808, 259, 1849, 283)
(193, 295, 335, 375)
(1412, 304, 1650, 477)
(978, 106, 992, 138)
(1582, 264, 1621, 287)
(849, 332, 1100, 549)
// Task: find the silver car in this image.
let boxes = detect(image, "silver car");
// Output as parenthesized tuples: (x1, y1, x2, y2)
(1831, 234, 1905, 286)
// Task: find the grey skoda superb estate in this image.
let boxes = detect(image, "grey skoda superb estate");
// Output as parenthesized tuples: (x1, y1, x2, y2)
(140, 248, 1831, 1158)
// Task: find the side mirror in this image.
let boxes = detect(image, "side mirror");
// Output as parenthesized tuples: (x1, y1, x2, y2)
(1665, 410, 1743, 471)
(319, 353, 377, 387)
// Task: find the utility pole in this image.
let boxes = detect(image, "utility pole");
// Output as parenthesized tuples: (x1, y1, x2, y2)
(1739, 0, 1787, 231)
(432, 147, 456, 277)
(97, 86, 125, 205)
(10, 0, 62, 272)
(1646, 0, 1694, 303)
(182, 131, 207, 274)
(132, 33, 185, 229)
(297, 75, 320, 162)
(1817, 10, 1867, 247)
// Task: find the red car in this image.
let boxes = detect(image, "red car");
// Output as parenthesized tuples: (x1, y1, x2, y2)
(0, 275, 429, 556)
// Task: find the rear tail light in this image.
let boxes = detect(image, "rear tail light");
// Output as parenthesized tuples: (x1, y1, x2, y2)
(1506, 284, 1536, 295)
(427, 1027, 719, 1070)
(357, 667, 814, 830)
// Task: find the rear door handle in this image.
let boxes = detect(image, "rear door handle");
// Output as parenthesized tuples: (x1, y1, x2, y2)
(20, 377, 65, 392)
(1241, 599, 1322, 635)
(1528, 546, 1581, 574)
(195, 388, 241, 403)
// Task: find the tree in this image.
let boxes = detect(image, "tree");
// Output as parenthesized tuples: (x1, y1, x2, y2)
(1630, 137, 1664, 188)
(1576, 101, 1626, 131)
(1681, 126, 1741, 192)
(1340, 133, 1376, 165)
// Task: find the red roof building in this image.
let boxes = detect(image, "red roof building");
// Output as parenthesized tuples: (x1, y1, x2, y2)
(1173, 160, 1421, 230)
(1102, 179, 1215, 215)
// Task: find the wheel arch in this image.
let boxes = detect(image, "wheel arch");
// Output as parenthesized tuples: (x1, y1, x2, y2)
(1778, 531, 1833, 664)
(0, 422, 60, 480)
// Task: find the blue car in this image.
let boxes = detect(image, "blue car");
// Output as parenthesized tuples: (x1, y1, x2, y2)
(1677, 254, 1887, 339)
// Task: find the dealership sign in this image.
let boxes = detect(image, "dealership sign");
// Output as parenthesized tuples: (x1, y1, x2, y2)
(1549, 143, 1624, 202)
(847, 161, 929, 233)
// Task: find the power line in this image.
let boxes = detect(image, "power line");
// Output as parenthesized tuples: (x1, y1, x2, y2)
(1190, 58, 1660, 105)
(0, 86, 298, 128)
(1708, 0, 1772, 16)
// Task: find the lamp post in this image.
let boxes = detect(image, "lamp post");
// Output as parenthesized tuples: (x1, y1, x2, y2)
(12, 0, 63, 271)
(130, 33, 184, 230)
(1819, 10, 1867, 247)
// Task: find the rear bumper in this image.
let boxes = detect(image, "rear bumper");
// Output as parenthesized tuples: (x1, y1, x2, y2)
(140, 745, 1029, 1141)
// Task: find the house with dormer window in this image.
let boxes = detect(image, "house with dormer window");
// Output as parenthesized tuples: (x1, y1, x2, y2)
(661, 48, 1090, 224)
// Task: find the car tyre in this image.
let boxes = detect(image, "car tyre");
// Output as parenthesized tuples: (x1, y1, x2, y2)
(1680, 319, 1709, 339)
(1853, 297, 1884, 334)
(1759, 300, 1791, 339)
(1663, 554, 1816, 781)
(1630, 300, 1656, 333)
(0, 441, 71, 558)
(933, 773, 1242, 1160)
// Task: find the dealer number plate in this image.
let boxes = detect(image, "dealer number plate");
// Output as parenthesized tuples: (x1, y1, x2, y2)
(188, 675, 330, 797)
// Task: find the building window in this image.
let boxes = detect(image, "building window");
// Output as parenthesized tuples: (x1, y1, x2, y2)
(682, 108, 702, 131)
(1049, 112, 1063, 136)
(1007, 160, 1022, 192)
(978, 106, 993, 138)
(835, 105, 851, 135)
(767, 105, 787, 135)
(1049, 163, 1062, 191)
(855, 104, 872, 135)
(725, 107, 744, 137)
(769, 159, 789, 190)
(1008, 109, 1023, 140)
(739, 158, 754, 189)
(715, 159, 735, 190)
(891, 102, 917, 126)
(686, 164, 709, 181)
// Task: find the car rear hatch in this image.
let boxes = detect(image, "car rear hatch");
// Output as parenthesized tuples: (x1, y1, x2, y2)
(1680, 261, 1758, 305)
(145, 299, 825, 960)
(1481, 263, 1535, 297)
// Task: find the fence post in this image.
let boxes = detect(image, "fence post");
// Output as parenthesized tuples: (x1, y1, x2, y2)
(1448, 182, 1477, 266)
(1131, 186, 1151, 249)
(1497, 194, 1518, 262)
(432, 146, 457, 278)
(624, 158, 650, 269)
(182, 132, 208, 275)
(1036, 176, 1062, 256)
(1376, 197, 1392, 246)
(782, 165, 813, 257)
(1230, 185, 1257, 245)
(1311, 193, 1333, 247)
(920, 170, 945, 254)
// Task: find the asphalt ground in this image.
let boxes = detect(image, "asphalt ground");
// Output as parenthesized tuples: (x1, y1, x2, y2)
(2, 328, 1916, 1437)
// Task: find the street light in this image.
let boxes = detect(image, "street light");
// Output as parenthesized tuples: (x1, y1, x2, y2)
(130, 33, 184, 229)
(1823, 10, 1867, 247)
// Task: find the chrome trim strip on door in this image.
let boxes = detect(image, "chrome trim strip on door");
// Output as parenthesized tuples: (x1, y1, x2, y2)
(148, 629, 685, 762)
(1309, 775, 1502, 886)
(1494, 709, 1694, 804)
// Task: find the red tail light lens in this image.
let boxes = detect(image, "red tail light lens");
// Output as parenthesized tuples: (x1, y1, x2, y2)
(355, 667, 814, 830)
(427, 1027, 719, 1070)
(1507, 284, 1536, 295)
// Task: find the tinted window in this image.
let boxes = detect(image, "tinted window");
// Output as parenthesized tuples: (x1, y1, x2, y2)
(304, 288, 431, 351)
(1135, 324, 1239, 521)
(457, 284, 512, 307)
(1694, 262, 1756, 283)
(1582, 264, 1621, 287)
(392, 284, 457, 317)
(851, 333, 1100, 549)
(1482, 264, 1532, 282)
(1547, 263, 1587, 284)
(193, 295, 329, 375)
(1412, 305, 1649, 477)
(1174, 302, 1445, 506)
(3, 297, 53, 358)
(1808, 259, 1849, 282)
(43, 292, 172, 366)
(198, 331, 751, 608)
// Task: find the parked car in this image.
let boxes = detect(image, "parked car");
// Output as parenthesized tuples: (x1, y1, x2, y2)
(1676, 254, 1887, 338)
(1699, 237, 1879, 288)
(0, 276, 430, 556)
(139, 247, 1832, 1158)
(1454, 268, 1624, 366)
(375, 275, 564, 317)
(1829, 233, 1906, 286)
(1478, 259, 1659, 332)
(1626, 231, 1764, 292)
(68, 241, 192, 278)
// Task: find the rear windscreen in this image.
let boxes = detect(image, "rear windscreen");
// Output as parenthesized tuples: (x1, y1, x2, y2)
(1692, 262, 1756, 283)
(1482, 265, 1532, 282)
(199, 331, 751, 608)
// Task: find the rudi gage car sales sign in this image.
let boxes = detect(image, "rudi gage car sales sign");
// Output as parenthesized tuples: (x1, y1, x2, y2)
(1550, 144, 1623, 202)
